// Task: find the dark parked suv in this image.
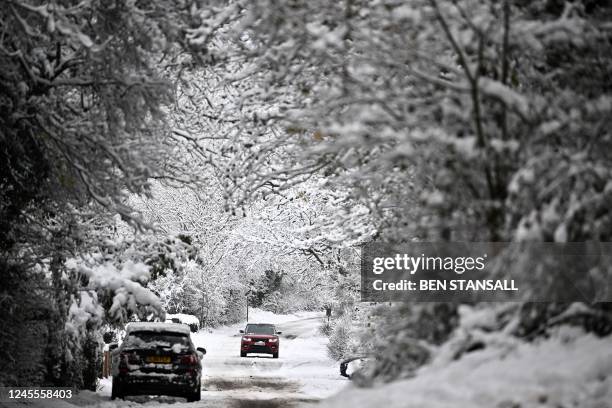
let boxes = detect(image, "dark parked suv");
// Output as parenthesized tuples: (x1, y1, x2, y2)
(111, 322, 206, 401)
(239, 323, 282, 358)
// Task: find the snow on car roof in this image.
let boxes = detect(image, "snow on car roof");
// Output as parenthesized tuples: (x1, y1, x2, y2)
(126, 322, 191, 335)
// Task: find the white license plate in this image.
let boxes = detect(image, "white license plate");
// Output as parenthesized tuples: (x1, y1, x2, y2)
(254, 341, 266, 346)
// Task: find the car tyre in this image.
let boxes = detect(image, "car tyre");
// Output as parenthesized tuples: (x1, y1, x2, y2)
(186, 381, 201, 402)
(240, 351, 247, 357)
(272, 352, 279, 359)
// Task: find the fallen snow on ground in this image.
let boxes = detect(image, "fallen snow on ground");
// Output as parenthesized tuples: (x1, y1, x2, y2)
(23, 308, 612, 408)
(89, 308, 347, 407)
(317, 325, 612, 408)
(191, 308, 346, 403)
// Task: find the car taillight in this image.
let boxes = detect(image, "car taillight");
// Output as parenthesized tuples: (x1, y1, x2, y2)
(121, 351, 140, 364)
(118, 354, 126, 373)
(180, 354, 199, 365)
(119, 352, 136, 374)
(268, 338, 278, 343)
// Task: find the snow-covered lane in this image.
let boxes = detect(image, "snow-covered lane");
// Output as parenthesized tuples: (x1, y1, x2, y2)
(89, 310, 346, 408)
(192, 310, 346, 407)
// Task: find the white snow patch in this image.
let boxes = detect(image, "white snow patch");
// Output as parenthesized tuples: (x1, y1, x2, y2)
(126, 321, 191, 335)
(318, 330, 612, 408)
(192, 309, 347, 401)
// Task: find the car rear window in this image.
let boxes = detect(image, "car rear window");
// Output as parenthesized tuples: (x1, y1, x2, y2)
(245, 324, 275, 335)
(122, 331, 190, 351)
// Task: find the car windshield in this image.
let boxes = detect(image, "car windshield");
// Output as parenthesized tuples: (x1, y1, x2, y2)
(122, 331, 190, 351)
(245, 324, 275, 335)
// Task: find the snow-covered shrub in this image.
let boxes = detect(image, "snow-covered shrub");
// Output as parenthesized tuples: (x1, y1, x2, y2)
(0, 262, 51, 387)
(320, 320, 333, 336)
(261, 286, 323, 314)
(223, 289, 247, 324)
(260, 291, 284, 314)
(323, 263, 364, 360)
(327, 314, 354, 360)
(357, 303, 458, 384)
(249, 270, 284, 308)
(514, 302, 612, 339)
(64, 290, 105, 390)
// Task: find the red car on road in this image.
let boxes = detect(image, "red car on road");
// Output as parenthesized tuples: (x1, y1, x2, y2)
(240, 323, 282, 358)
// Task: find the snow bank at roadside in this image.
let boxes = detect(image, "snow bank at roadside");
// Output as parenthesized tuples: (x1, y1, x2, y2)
(318, 327, 612, 408)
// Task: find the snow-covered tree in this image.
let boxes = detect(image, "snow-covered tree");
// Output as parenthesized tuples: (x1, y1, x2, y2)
(1, 0, 217, 388)
(125, 180, 359, 323)
(182, 0, 612, 244)
(177, 0, 612, 382)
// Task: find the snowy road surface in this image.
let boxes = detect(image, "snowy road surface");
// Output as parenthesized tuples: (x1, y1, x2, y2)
(87, 310, 347, 408)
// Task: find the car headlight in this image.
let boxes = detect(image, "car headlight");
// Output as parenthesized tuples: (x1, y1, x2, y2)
(242, 337, 252, 342)
(268, 338, 278, 343)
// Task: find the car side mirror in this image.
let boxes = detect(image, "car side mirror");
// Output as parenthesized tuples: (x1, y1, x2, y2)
(197, 347, 207, 356)
(239, 330, 244, 334)
(109, 342, 118, 352)
(276, 331, 282, 335)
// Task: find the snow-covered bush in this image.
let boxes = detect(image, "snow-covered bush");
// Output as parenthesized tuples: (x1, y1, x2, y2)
(327, 314, 355, 361)
(0, 262, 51, 387)
(320, 320, 333, 336)
(357, 303, 458, 384)
(323, 259, 364, 360)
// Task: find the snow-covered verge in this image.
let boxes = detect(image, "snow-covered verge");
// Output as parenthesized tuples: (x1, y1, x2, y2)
(317, 326, 612, 408)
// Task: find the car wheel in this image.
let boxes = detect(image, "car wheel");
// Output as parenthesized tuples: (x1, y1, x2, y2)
(272, 352, 279, 359)
(111, 377, 123, 400)
(186, 382, 201, 402)
(240, 351, 247, 357)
